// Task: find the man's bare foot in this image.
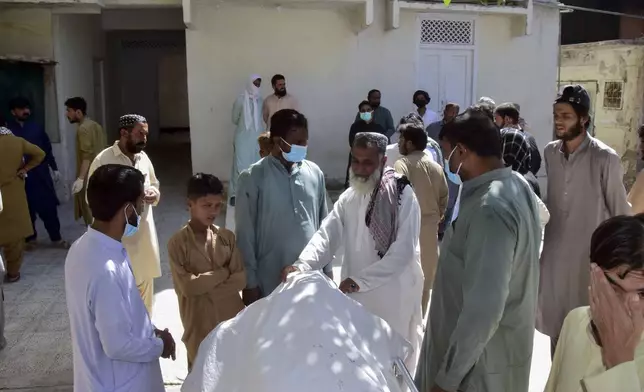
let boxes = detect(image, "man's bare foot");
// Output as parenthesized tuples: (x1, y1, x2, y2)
(6, 273, 20, 283)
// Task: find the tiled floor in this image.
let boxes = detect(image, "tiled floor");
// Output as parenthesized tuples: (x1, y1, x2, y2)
(0, 142, 552, 391)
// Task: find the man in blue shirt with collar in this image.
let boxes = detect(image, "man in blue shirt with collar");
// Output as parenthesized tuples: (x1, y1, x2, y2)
(8, 97, 68, 249)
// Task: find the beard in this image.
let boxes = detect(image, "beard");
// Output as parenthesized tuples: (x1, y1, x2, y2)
(67, 117, 79, 124)
(275, 88, 287, 97)
(126, 140, 146, 154)
(556, 121, 585, 142)
(349, 168, 381, 196)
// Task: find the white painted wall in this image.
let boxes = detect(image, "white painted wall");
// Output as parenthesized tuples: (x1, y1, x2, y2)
(184, 1, 559, 182)
(52, 13, 103, 196)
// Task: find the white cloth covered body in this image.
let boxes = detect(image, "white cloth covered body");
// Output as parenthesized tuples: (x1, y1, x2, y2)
(182, 271, 410, 392)
(295, 186, 424, 374)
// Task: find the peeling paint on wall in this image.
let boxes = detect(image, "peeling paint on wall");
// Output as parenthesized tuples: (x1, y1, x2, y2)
(561, 40, 644, 189)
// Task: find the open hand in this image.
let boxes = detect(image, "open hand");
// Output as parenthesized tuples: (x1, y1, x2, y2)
(589, 263, 644, 369)
(339, 278, 360, 294)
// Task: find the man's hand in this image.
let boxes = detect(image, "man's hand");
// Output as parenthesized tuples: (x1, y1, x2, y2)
(144, 188, 159, 204)
(16, 169, 27, 179)
(242, 287, 262, 306)
(156, 328, 176, 361)
(339, 278, 360, 294)
(51, 170, 61, 182)
(280, 265, 299, 282)
(431, 385, 450, 392)
(589, 263, 644, 369)
(71, 178, 84, 194)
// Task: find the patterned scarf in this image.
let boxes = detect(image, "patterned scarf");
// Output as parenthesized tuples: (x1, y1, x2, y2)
(0, 127, 13, 135)
(365, 168, 410, 258)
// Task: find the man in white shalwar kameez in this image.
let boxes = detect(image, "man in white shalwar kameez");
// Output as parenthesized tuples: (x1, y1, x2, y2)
(284, 132, 424, 373)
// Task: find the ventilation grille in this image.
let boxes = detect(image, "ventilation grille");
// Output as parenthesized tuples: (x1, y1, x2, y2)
(421, 19, 474, 46)
(603, 81, 624, 110)
(121, 40, 184, 50)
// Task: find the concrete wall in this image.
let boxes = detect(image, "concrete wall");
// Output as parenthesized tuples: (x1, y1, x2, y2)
(52, 13, 104, 194)
(185, 1, 560, 182)
(0, 8, 53, 59)
(560, 42, 644, 188)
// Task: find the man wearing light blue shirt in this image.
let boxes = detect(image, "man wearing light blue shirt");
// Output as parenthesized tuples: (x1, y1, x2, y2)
(65, 164, 175, 392)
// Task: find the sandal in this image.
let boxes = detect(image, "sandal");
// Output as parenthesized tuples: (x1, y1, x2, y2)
(6, 273, 20, 283)
(51, 240, 70, 250)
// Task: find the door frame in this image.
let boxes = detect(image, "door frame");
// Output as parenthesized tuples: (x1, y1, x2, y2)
(415, 13, 478, 110)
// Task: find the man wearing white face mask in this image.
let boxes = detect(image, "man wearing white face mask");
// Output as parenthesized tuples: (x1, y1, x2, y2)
(345, 100, 386, 188)
(415, 106, 541, 392)
(236, 109, 331, 306)
(229, 74, 263, 207)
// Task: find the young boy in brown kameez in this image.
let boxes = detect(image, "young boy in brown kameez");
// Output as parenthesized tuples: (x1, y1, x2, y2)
(167, 173, 246, 371)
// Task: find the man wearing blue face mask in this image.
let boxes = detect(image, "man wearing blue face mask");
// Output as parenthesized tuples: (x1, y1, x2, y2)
(236, 109, 332, 305)
(345, 100, 386, 188)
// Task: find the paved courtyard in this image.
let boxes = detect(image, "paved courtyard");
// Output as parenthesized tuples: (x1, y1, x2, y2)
(0, 142, 552, 391)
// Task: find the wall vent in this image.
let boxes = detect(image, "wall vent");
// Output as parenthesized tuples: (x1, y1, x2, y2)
(602, 81, 624, 110)
(420, 19, 474, 46)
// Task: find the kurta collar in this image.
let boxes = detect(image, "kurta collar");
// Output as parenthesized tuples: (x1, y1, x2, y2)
(557, 132, 592, 156)
(86, 227, 124, 252)
(111, 141, 142, 164)
(408, 150, 425, 159)
(267, 155, 301, 176)
(461, 167, 512, 198)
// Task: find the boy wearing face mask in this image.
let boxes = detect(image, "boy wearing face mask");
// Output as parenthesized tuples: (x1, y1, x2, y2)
(236, 109, 332, 306)
(345, 101, 386, 188)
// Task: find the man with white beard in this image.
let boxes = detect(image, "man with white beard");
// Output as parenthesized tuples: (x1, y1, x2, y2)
(281, 132, 424, 372)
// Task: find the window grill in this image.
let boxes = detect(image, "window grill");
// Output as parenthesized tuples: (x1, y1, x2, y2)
(420, 19, 474, 46)
(602, 81, 624, 110)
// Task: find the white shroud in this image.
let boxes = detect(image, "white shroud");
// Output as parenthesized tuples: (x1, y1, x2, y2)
(182, 271, 411, 392)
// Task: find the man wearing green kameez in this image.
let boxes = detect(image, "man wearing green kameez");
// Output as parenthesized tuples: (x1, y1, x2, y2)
(415, 107, 541, 392)
(235, 109, 332, 305)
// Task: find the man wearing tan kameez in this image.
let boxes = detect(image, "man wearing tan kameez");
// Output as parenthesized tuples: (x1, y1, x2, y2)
(87, 114, 161, 315)
(262, 74, 299, 129)
(394, 123, 448, 314)
(538, 85, 631, 357)
(0, 127, 45, 282)
(168, 173, 245, 370)
(65, 97, 107, 225)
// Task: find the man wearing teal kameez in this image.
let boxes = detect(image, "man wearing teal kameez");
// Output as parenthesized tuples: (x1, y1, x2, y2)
(235, 109, 331, 305)
(415, 107, 541, 392)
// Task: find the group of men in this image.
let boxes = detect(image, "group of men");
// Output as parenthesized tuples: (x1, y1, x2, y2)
(0, 76, 639, 392)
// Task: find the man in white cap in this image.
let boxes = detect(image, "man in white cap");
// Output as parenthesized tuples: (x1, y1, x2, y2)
(87, 114, 161, 315)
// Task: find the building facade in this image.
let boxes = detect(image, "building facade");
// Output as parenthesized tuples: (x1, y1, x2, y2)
(0, 0, 561, 197)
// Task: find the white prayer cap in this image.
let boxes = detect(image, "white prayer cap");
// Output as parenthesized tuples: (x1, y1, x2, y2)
(478, 96, 496, 106)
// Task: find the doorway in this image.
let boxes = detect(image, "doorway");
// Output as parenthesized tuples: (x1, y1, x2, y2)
(416, 16, 476, 113)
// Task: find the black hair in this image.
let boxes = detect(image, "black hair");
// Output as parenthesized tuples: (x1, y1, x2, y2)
(399, 124, 428, 151)
(358, 100, 371, 110)
(590, 214, 644, 277)
(269, 109, 308, 139)
(64, 97, 87, 115)
(367, 89, 380, 99)
(8, 97, 30, 110)
(494, 103, 520, 123)
(439, 106, 502, 158)
(399, 112, 424, 128)
(638, 124, 644, 139)
(87, 164, 144, 221)
(187, 173, 224, 200)
(413, 90, 430, 102)
(271, 74, 285, 86)
(445, 102, 460, 113)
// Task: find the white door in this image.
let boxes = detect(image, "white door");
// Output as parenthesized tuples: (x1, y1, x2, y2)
(418, 48, 473, 115)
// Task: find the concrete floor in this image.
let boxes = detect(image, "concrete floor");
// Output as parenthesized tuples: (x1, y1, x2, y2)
(0, 141, 552, 391)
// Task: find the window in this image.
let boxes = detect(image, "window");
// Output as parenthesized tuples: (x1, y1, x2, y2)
(420, 19, 475, 46)
(603, 81, 624, 110)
